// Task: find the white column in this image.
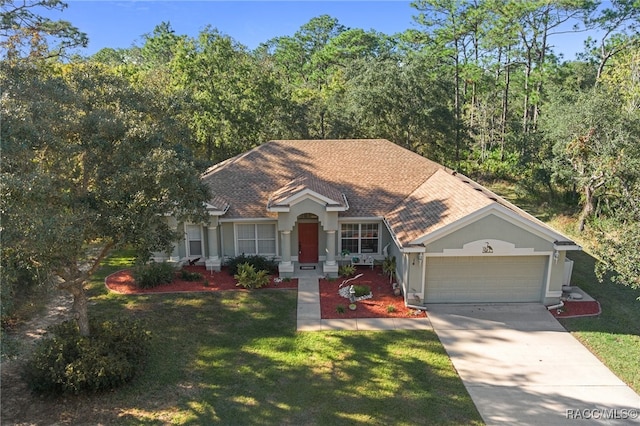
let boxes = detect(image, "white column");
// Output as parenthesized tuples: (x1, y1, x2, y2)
(281, 230, 292, 264)
(325, 230, 336, 265)
(207, 226, 219, 260)
(205, 225, 221, 271)
(278, 230, 294, 277)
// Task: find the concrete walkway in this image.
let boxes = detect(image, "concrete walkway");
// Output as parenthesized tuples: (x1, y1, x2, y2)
(295, 274, 431, 332)
(427, 303, 640, 425)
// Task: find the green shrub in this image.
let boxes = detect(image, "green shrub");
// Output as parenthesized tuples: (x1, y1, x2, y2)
(339, 264, 356, 277)
(234, 262, 270, 289)
(23, 319, 151, 395)
(227, 254, 277, 276)
(335, 304, 346, 314)
(382, 255, 396, 283)
(353, 285, 371, 298)
(179, 269, 203, 281)
(386, 305, 397, 313)
(133, 262, 175, 288)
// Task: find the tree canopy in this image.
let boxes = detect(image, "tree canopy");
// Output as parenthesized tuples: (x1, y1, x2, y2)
(1, 62, 210, 335)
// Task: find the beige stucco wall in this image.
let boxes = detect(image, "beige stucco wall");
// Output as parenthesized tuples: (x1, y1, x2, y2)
(403, 213, 569, 304)
(220, 222, 235, 259)
(548, 250, 566, 295)
(426, 214, 552, 253)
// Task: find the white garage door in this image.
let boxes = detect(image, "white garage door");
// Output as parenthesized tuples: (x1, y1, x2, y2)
(425, 256, 547, 303)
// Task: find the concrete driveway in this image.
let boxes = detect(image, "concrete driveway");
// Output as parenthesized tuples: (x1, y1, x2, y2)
(426, 303, 640, 425)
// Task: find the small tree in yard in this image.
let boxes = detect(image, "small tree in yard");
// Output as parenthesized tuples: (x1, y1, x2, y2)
(1, 62, 210, 336)
(382, 256, 396, 284)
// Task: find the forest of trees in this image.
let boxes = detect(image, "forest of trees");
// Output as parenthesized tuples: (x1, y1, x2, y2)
(1, 0, 639, 329)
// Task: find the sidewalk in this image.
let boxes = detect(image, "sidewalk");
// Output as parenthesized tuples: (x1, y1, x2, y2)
(296, 276, 431, 331)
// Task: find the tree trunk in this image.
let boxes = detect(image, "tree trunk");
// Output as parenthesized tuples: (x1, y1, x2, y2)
(58, 278, 91, 336)
(578, 185, 594, 232)
(319, 110, 326, 139)
(501, 55, 511, 161)
(73, 284, 91, 336)
(522, 62, 531, 135)
(454, 38, 461, 167)
(56, 243, 113, 337)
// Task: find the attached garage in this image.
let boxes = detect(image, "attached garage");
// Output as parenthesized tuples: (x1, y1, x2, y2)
(424, 256, 548, 303)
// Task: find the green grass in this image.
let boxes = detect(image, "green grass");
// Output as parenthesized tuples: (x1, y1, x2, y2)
(31, 252, 482, 425)
(557, 251, 640, 393)
(486, 180, 640, 394)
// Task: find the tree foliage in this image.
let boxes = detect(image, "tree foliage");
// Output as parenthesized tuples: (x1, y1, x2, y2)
(0, 0, 88, 61)
(1, 62, 210, 334)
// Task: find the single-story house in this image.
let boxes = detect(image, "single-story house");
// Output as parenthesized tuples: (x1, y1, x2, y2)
(154, 139, 580, 306)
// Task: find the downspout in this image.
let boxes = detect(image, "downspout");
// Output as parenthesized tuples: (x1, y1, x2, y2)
(546, 301, 564, 311)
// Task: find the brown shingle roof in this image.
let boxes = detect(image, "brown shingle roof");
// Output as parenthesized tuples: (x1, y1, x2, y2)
(385, 169, 493, 244)
(201, 139, 573, 246)
(201, 139, 443, 219)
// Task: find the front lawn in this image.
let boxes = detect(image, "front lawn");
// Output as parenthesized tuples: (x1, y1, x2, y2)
(2, 255, 482, 425)
(557, 250, 640, 393)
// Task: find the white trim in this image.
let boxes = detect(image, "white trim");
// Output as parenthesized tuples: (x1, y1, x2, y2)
(185, 223, 205, 258)
(424, 239, 539, 257)
(546, 290, 563, 298)
(267, 191, 348, 212)
(553, 243, 582, 251)
(204, 202, 229, 216)
(339, 222, 382, 256)
(338, 217, 383, 223)
(280, 189, 339, 207)
(410, 204, 568, 246)
(401, 246, 426, 253)
(383, 217, 404, 250)
(220, 217, 275, 223)
(544, 254, 554, 298)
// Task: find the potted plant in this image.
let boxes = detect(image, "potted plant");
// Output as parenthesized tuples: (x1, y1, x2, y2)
(349, 303, 357, 311)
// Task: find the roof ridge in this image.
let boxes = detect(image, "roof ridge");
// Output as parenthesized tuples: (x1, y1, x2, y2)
(201, 142, 273, 177)
(384, 166, 446, 216)
(452, 173, 573, 240)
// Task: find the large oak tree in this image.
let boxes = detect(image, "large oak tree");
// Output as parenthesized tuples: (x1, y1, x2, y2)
(1, 63, 210, 335)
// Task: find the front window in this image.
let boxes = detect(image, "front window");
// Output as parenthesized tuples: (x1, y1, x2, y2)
(236, 223, 276, 255)
(186, 224, 203, 256)
(341, 223, 379, 254)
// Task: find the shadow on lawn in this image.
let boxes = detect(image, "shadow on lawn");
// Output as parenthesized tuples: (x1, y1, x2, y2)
(88, 287, 480, 425)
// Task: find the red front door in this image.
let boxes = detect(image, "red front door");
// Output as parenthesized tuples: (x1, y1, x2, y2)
(298, 223, 319, 263)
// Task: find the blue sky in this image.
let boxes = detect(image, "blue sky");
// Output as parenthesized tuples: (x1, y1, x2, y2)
(49, 1, 591, 59)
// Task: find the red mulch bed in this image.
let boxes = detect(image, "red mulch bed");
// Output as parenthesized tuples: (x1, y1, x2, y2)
(106, 265, 297, 294)
(319, 266, 426, 319)
(550, 300, 601, 318)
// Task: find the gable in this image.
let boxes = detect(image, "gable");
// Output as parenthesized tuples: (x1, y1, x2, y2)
(424, 211, 556, 253)
(267, 175, 348, 212)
